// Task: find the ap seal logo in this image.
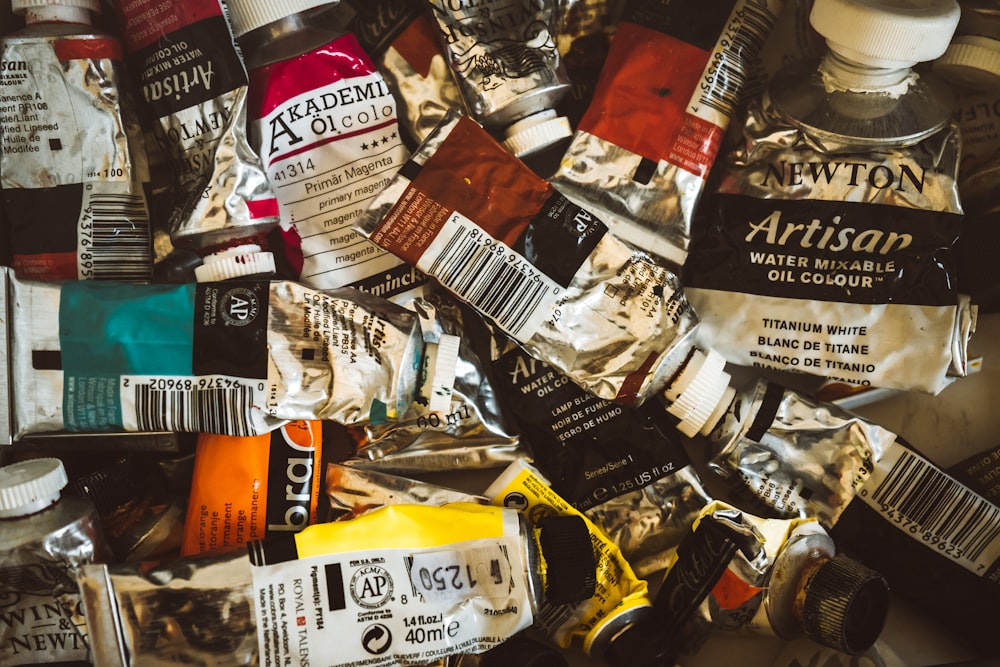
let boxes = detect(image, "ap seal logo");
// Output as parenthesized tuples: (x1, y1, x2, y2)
(350, 565, 393, 609)
(220, 287, 260, 327)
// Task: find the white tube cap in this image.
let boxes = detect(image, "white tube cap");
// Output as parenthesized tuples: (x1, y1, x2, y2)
(0, 458, 68, 518)
(225, 0, 336, 37)
(934, 35, 1000, 90)
(663, 348, 735, 438)
(12, 0, 99, 11)
(503, 110, 573, 157)
(194, 244, 276, 282)
(811, 0, 961, 68)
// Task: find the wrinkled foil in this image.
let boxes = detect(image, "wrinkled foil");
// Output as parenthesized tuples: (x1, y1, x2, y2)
(706, 379, 899, 528)
(425, 0, 570, 127)
(583, 467, 713, 577)
(324, 462, 489, 521)
(1, 497, 109, 666)
(7, 272, 422, 438)
(78, 549, 258, 667)
(356, 113, 702, 406)
(343, 289, 525, 473)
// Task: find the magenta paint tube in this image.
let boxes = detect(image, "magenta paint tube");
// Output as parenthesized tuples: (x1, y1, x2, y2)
(1, 0, 154, 282)
(229, 2, 426, 301)
(107, 0, 280, 280)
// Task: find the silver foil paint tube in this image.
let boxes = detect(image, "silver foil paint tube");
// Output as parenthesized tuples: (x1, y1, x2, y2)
(355, 112, 702, 407)
(107, 0, 280, 268)
(1, 267, 421, 440)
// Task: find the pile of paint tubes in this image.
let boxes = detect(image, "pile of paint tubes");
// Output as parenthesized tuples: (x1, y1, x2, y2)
(1, 0, 999, 664)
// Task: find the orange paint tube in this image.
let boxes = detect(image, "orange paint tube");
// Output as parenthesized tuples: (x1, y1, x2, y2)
(181, 420, 323, 556)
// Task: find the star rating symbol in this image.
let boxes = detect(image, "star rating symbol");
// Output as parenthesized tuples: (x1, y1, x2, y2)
(361, 132, 399, 150)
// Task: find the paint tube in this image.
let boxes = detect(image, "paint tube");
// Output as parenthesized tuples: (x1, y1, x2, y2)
(181, 421, 324, 556)
(485, 459, 653, 658)
(549, 0, 782, 268)
(487, 334, 712, 576)
(682, 0, 975, 395)
(106, 0, 281, 280)
(0, 457, 112, 666)
(3, 266, 421, 440)
(226, 1, 427, 302)
(0, 0, 153, 282)
(425, 0, 574, 157)
(337, 289, 524, 473)
(356, 112, 702, 407)
(80, 503, 596, 666)
(339, 0, 469, 148)
(662, 361, 1000, 657)
(657, 501, 889, 657)
(553, 0, 625, 129)
(324, 460, 489, 521)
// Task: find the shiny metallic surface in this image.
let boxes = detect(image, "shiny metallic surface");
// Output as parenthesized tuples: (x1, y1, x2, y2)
(707, 379, 899, 528)
(382, 44, 470, 145)
(357, 113, 703, 407)
(425, 0, 570, 128)
(0, 496, 110, 666)
(8, 274, 422, 437)
(324, 462, 489, 521)
(162, 86, 279, 250)
(554, 135, 705, 269)
(347, 290, 525, 473)
(78, 550, 259, 667)
(583, 466, 713, 578)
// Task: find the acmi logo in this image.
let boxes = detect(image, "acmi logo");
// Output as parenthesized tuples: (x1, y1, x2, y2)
(220, 287, 260, 327)
(350, 565, 393, 609)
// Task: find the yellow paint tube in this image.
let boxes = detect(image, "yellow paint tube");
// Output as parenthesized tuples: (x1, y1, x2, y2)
(484, 459, 653, 657)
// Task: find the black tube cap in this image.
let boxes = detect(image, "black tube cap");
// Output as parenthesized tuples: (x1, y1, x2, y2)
(479, 632, 568, 667)
(800, 553, 890, 655)
(535, 514, 597, 605)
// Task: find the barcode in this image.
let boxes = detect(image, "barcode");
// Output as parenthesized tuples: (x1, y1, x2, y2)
(425, 218, 556, 340)
(86, 193, 152, 281)
(533, 601, 575, 636)
(697, 0, 776, 118)
(869, 449, 1000, 563)
(132, 384, 255, 436)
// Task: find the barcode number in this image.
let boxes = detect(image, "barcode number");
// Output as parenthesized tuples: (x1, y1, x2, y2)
(124, 376, 262, 436)
(862, 448, 1000, 573)
(422, 213, 559, 340)
(81, 192, 152, 281)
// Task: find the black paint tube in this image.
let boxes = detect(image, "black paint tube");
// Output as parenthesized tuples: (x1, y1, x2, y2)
(488, 330, 713, 577)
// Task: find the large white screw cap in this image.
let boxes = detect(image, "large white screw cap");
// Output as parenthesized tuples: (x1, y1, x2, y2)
(935, 36, 1000, 90)
(194, 244, 276, 282)
(663, 348, 735, 438)
(503, 110, 573, 157)
(12, 0, 99, 11)
(0, 458, 68, 519)
(225, 0, 335, 37)
(811, 0, 961, 68)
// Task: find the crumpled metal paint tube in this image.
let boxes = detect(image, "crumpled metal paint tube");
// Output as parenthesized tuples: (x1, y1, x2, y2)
(355, 111, 701, 407)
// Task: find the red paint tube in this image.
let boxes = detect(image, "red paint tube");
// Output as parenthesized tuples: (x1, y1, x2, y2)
(550, 0, 782, 269)
(1, 0, 153, 282)
(356, 112, 702, 407)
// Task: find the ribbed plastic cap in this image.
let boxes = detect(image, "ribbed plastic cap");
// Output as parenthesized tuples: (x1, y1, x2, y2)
(604, 613, 678, 667)
(225, 0, 335, 36)
(810, 0, 961, 68)
(194, 244, 276, 282)
(0, 458, 68, 518)
(799, 554, 890, 655)
(535, 515, 597, 605)
(12, 0, 99, 10)
(663, 348, 735, 438)
(934, 35, 1000, 90)
(503, 110, 573, 157)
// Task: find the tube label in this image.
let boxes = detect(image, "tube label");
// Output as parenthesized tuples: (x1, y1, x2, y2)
(247, 504, 532, 667)
(248, 33, 417, 298)
(0, 34, 152, 281)
(858, 441, 1000, 580)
